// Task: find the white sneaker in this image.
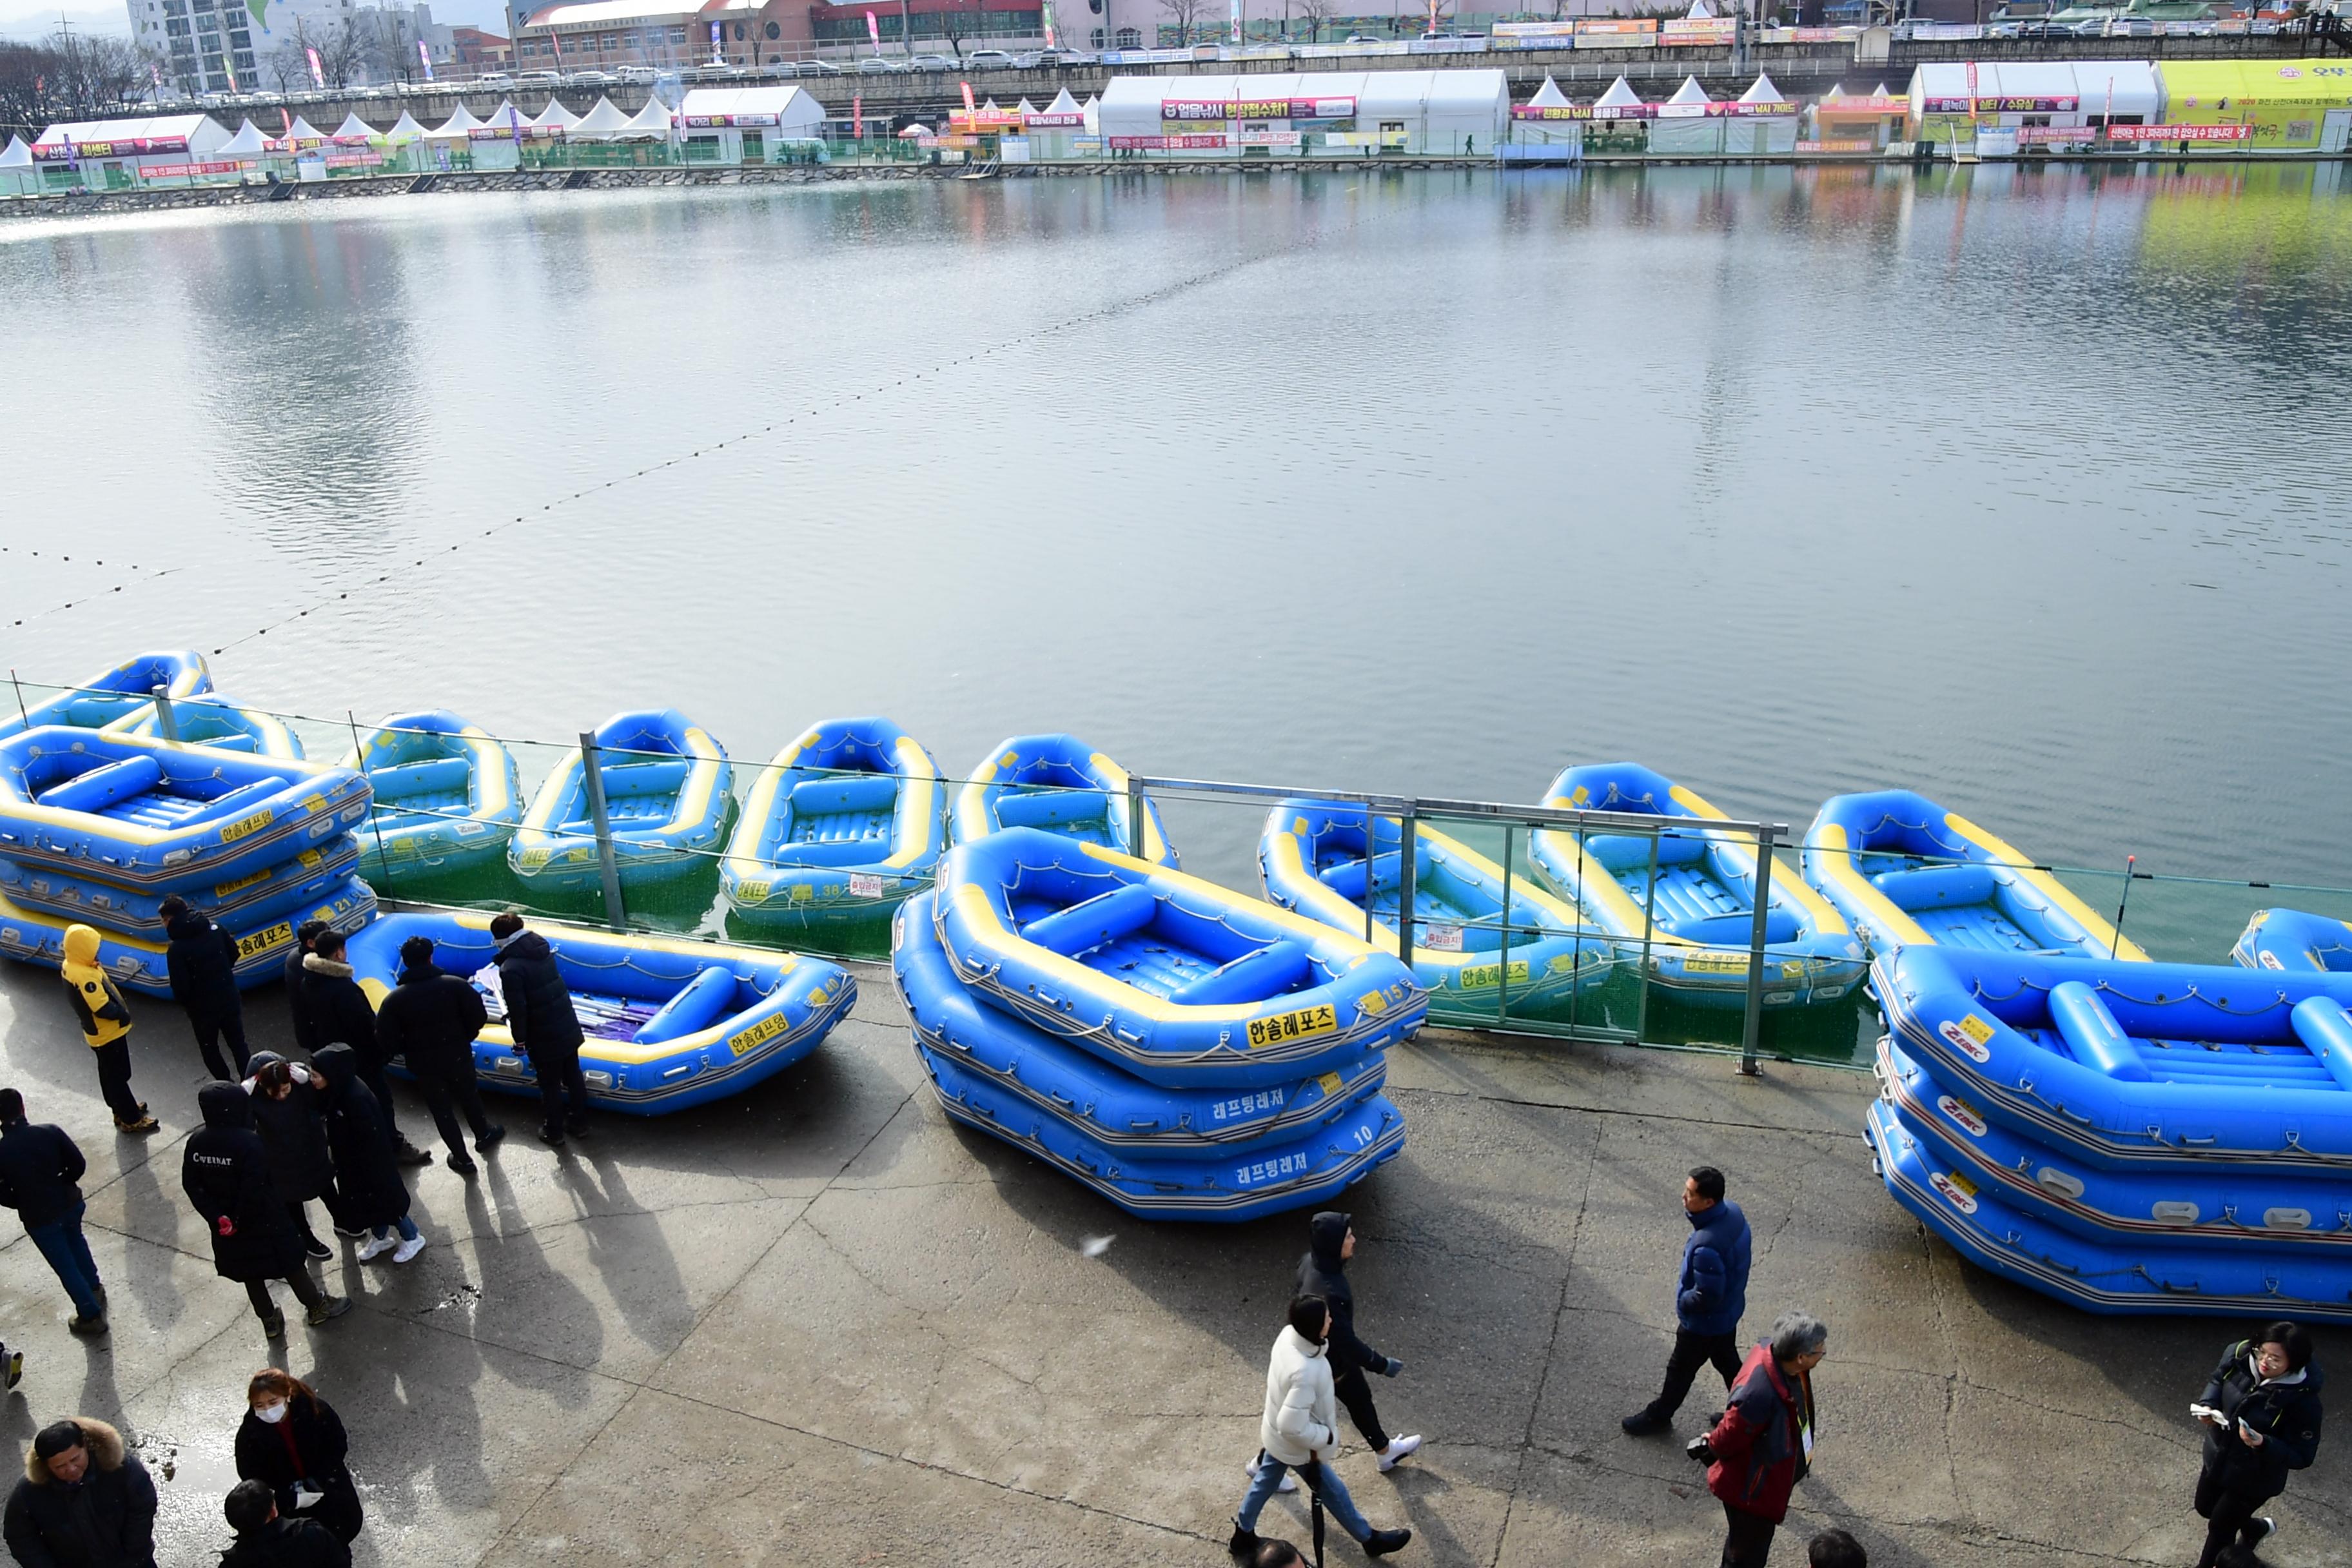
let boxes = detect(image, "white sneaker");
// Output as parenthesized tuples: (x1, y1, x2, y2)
(355, 1235, 396, 1262)
(1377, 1434, 1424, 1472)
(392, 1234, 428, 1264)
(1245, 1462, 1298, 1494)
(2249, 1518, 2277, 1546)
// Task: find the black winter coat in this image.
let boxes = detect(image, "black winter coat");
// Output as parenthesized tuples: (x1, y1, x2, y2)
(2199, 1340, 2326, 1501)
(284, 948, 318, 1055)
(1296, 1210, 1384, 1379)
(2, 1418, 158, 1568)
(310, 1044, 409, 1230)
(0, 1117, 86, 1229)
(181, 1083, 308, 1284)
(495, 932, 583, 1058)
(217, 1517, 349, 1568)
(233, 1395, 361, 1546)
(373, 963, 487, 1081)
(164, 912, 243, 1024)
(244, 1072, 335, 1206)
(297, 959, 377, 1063)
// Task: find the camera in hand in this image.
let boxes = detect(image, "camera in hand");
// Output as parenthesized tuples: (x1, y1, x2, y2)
(1685, 1435, 1716, 1465)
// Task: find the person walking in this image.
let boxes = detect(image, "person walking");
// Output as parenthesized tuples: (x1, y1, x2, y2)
(159, 896, 250, 1083)
(299, 930, 430, 1168)
(284, 921, 329, 1059)
(0, 1088, 109, 1335)
(489, 913, 591, 1148)
(3, 1418, 157, 1568)
(1295, 1211, 1421, 1476)
(233, 1370, 362, 1544)
(371, 936, 504, 1175)
(1624, 1166, 1752, 1436)
(57, 925, 157, 1135)
(2190, 1320, 2324, 1568)
(181, 1084, 352, 1339)
(217, 1480, 349, 1568)
(310, 1044, 426, 1266)
(1696, 1311, 1828, 1568)
(242, 1057, 337, 1262)
(1228, 1296, 1413, 1562)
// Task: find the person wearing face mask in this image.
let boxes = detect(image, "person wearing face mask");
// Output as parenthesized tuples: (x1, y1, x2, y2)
(3, 1416, 158, 1568)
(217, 1479, 348, 1568)
(2190, 1320, 2325, 1568)
(1228, 1296, 1413, 1562)
(233, 1371, 362, 1545)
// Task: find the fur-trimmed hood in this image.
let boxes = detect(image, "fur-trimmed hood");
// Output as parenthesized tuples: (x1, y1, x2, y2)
(23, 1416, 126, 1486)
(302, 952, 353, 980)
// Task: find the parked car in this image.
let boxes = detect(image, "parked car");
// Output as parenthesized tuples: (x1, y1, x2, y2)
(2104, 15, 2154, 33)
(1032, 48, 1092, 65)
(517, 70, 562, 84)
(965, 48, 1015, 67)
(568, 69, 618, 84)
(618, 65, 659, 81)
(801, 58, 844, 74)
(857, 56, 901, 72)
(910, 53, 957, 69)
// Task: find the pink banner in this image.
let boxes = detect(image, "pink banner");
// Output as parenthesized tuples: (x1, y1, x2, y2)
(1024, 112, 1086, 127)
(1110, 134, 1226, 149)
(35, 135, 188, 160)
(136, 159, 246, 177)
(1161, 97, 1353, 121)
(1923, 95, 2078, 113)
(2105, 123, 2252, 141)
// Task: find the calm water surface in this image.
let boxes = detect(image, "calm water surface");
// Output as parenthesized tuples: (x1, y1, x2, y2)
(3, 162, 2349, 1002)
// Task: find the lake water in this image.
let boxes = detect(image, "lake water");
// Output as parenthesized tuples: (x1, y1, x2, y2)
(4, 162, 2349, 1055)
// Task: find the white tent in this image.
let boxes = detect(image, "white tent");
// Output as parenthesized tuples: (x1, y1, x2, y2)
(1525, 75, 1571, 108)
(674, 86, 826, 143)
(1651, 75, 1717, 153)
(0, 133, 33, 193)
(218, 119, 268, 156)
(897, 121, 931, 137)
(1663, 76, 1712, 106)
(1906, 61, 2160, 139)
(569, 97, 632, 140)
(1729, 74, 1796, 154)
(0, 134, 31, 166)
(1044, 87, 1080, 114)
(528, 97, 582, 137)
(617, 97, 674, 140)
(330, 112, 382, 145)
(1593, 75, 1645, 110)
(280, 115, 327, 144)
(384, 110, 429, 144)
(480, 100, 527, 137)
(1015, 97, 1038, 115)
(1081, 95, 1099, 135)
(428, 103, 486, 139)
(1738, 74, 1787, 106)
(1686, 0, 1716, 14)
(1098, 71, 1508, 156)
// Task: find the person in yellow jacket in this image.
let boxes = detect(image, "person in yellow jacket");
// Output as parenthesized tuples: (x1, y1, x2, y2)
(58, 926, 159, 1134)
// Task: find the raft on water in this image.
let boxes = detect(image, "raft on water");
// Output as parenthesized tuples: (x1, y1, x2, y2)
(344, 710, 522, 877)
(1257, 798, 1613, 1019)
(1527, 763, 1863, 1010)
(952, 733, 1175, 866)
(0, 651, 210, 741)
(0, 876, 375, 997)
(344, 910, 856, 1114)
(722, 717, 945, 932)
(1802, 789, 2146, 961)
(2233, 908, 2352, 974)
(104, 692, 304, 758)
(509, 709, 732, 891)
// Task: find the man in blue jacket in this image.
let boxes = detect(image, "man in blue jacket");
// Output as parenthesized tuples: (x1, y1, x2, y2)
(1623, 1164, 1752, 1436)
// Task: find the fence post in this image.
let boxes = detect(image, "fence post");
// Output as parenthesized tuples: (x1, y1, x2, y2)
(579, 730, 629, 932)
(149, 684, 180, 743)
(1396, 803, 1418, 967)
(8, 671, 27, 730)
(1738, 825, 1779, 1077)
(1636, 825, 1660, 1046)
(1126, 774, 1146, 861)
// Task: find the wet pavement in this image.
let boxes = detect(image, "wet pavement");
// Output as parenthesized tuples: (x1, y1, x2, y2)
(1, 960, 2344, 1567)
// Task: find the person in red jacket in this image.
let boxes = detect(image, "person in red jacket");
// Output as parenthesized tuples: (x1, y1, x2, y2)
(1696, 1311, 1828, 1568)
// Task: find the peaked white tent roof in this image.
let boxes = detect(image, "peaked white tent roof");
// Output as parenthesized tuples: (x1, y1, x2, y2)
(1014, 97, 1038, 115)
(1593, 75, 1645, 109)
(674, 86, 825, 135)
(429, 103, 486, 138)
(330, 112, 382, 144)
(480, 99, 527, 135)
(1738, 74, 1787, 106)
(1081, 95, 1099, 133)
(528, 97, 582, 135)
(1044, 87, 1080, 114)
(218, 118, 268, 155)
(1665, 76, 1712, 106)
(618, 96, 674, 138)
(1686, 0, 1716, 15)
(0, 134, 29, 166)
(384, 111, 429, 144)
(569, 97, 632, 139)
(31, 113, 228, 156)
(281, 115, 326, 142)
(1526, 75, 1571, 108)
(1872, 83, 1896, 98)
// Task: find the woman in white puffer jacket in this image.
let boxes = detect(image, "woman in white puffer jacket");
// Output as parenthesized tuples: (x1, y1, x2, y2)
(1229, 1296, 1414, 1560)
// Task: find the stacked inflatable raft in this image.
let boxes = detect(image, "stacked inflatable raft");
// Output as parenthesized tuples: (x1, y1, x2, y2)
(1862, 943, 2352, 1319)
(0, 685, 378, 995)
(894, 828, 1426, 1221)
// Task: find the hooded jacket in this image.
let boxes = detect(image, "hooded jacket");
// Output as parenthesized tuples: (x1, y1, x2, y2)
(284, 946, 319, 1056)
(233, 1392, 359, 1546)
(1295, 1210, 1384, 1379)
(493, 932, 583, 1058)
(58, 926, 132, 1050)
(2198, 1340, 2326, 1501)
(0, 1115, 88, 1230)
(1260, 1324, 1343, 1467)
(1677, 1198, 1752, 1337)
(216, 1515, 349, 1568)
(2, 1416, 159, 1568)
(163, 911, 243, 1024)
(242, 1055, 335, 1206)
(372, 963, 489, 1081)
(310, 1044, 409, 1230)
(1705, 1341, 1815, 1524)
(181, 1083, 306, 1284)
(297, 956, 377, 1063)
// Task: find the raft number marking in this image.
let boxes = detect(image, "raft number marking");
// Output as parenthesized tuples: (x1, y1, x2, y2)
(234, 921, 293, 961)
(1938, 1014, 1995, 1063)
(727, 1013, 790, 1057)
(1248, 1003, 1338, 1049)
(219, 808, 275, 845)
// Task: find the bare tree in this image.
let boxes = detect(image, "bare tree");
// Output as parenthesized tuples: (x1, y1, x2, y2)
(1161, 0, 1213, 44)
(935, 0, 983, 59)
(1295, 0, 1336, 40)
(0, 41, 45, 137)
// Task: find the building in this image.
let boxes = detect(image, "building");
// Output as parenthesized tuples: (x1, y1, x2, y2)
(125, 0, 353, 97)
(449, 25, 513, 71)
(676, 83, 825, 160)
(806, 0, 1044, 52)
(1099, 70, 1508, 157)
(514, 0, 810, 70)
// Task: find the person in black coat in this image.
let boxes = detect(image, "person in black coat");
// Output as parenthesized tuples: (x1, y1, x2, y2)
(311, 1044, 426, 1266)
(2191, 1320, 2326, 1568)
(1295, 1211, 1421, 1473)
(219, 1479, 349, 1568)
(4, 1416, 157, 1568)
(489, 913, 591, 1146)
(159, 897, 250, 1083)
(371, 936, 504, 1175)
(299, 930, 429, 1167)
(243, 1056, 337, 1260)
(0, 1087, 108, 1331)
(181, 1084, 350, 1337)
(284, 921, 329, 1058)
(233, 1371, 362, 1544)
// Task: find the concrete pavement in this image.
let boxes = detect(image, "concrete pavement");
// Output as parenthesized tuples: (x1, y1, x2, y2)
(1, 959, 2344, 1567)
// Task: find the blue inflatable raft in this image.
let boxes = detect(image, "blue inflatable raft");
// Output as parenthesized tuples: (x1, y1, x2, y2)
(934, 829, 1426, 1087)
(952, 734, 1175, 867)
(722, 717, 946, 930)
(1876, 944, 2352, 1173)
(0, 876, 376, 997)
(1867, 1097, 2352, 1319)
(343, 710, 522, 877)
(0, 727, 372, 892)
(895, 892, 1391, 1150)
(104, 692, 304, 759)
(343, 911, 856, 1115)
(1257, 799, 1613, 1019)
(510, 709, 732, 890)
(0, 651, 210, 741)
(1803, 789, 2147, 961)
(0, 834, 364, 939)
(1528, 765, 1864, 1009)
(2234, 908, 2352, 975)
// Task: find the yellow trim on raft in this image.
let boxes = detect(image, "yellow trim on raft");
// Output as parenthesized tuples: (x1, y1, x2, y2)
(0, 730, 349, 848)
(339, 723, 512, 821)
(1939, 811, 2150, 963)
(1267, 819, 1589, 975)
(1542, 783, 1850, 942)
(883, 735, 943, 870)
(517, 725, 725, 850)
(1809, 821, 1936, 948)
(951, 747, 1165, 861)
